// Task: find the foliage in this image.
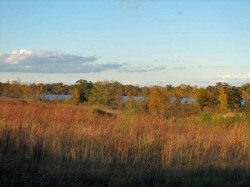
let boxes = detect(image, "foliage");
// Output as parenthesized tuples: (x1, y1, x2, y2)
(75, 79, 93, 102)
(227, 86, 242, 109)
(148, 86, 162, 114)
(219, 87, 228, 112)
(88, 81, 122, 107)
(196, 88, 207, 110)
(196, 86, 219, 110)
(0, 80, 247, 112)
(241, 83, 250, 100)
(0, 98, 250, 186)
(73, 87, 80, 104)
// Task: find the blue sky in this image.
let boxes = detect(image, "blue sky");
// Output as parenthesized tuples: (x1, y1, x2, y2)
(0, 0, 250, 86)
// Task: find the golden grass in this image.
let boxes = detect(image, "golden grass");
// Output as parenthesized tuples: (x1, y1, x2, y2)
(0, 98, 250, 186)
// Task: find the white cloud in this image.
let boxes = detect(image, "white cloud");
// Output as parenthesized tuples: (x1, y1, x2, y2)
(119, 65, 165, 72)
(0, 49, 120, 73)
(4, 49, 33, 64)
(0, 49, 165, 74)
(219, 73, 250, 80)
(11, 49, 33, 55)
(218, 73, 250, 83)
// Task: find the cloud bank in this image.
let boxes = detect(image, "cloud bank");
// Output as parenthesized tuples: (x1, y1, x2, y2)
(218, 73, 250, 83)
(119, 65, 165, 72)
(0, 49, 164, 73)
(0, 49, 121, 73)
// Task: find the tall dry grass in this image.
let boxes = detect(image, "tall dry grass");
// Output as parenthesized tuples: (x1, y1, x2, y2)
(0, 98, 249, 186)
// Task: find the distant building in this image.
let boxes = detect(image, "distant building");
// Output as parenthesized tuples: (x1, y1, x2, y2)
(121, 96, 147, 102)
(180, 98, 197, 104)
(39, 94, 73, 100)
(121, 96, 198, 105)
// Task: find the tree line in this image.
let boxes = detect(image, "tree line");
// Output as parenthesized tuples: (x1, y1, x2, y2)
(1, 80, 250, 114)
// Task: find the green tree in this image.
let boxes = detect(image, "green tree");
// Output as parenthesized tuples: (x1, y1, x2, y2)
(88, 81, 120, 106)
(227, 86, 242, 109)
(75, 79, 93, 103)
(241, 83, 250, 100)
(206, 86, 219, 108)
(196, 86, 219, 110)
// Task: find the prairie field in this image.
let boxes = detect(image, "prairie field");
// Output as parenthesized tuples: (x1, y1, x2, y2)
(0, 98, 250, 186)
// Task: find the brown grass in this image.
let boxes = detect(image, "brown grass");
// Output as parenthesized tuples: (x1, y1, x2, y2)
(0, 98, 250, 186)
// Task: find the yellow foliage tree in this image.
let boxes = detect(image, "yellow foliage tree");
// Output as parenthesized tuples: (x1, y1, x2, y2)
(174, 87, 184, 100)
(196, 88, 207, 110)
(149, 86, 162, 115)
(219, 87, 228, 112)
(73, 87, 80, 105)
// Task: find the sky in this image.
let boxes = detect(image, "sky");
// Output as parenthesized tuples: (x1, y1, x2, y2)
(0, 0, 250, 86)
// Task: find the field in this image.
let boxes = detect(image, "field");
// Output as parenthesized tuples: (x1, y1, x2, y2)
(0, 98, 250, 186)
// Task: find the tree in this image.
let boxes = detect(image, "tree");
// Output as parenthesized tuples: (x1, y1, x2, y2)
(114, 82, 125, 109)
(75, 79, 93, 103)
(217, 83, 242, 111)
(241, 83, 250, 100)
(174, 86, 184, 100)
(196, 88, 207, 110)
(196, 86, 219, 110)
(52, 83, 64, 94)
(124, 84, 139, 98)
(206, 86, 219, 108)
(73, 87, 80, 104)
(219, 87, 228, 112)
(227, 86, 242, 109)
(149, 86, 162, 115)
(88, 81, 120, 107)
(216, 82, 230, 88)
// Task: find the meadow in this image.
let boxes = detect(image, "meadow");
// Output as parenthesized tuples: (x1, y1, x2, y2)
(0, 98, 250, 186)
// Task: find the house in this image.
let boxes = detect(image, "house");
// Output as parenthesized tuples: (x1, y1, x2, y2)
(39, 94, 73, 100)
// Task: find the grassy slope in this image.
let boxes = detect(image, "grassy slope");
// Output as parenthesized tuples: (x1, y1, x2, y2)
(0, 98, 249, 186)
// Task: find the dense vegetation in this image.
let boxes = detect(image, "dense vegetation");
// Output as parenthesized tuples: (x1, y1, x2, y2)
(0, 98, 250, 186)
(1, 80, 250, 186)
(1, 80, 249, 114)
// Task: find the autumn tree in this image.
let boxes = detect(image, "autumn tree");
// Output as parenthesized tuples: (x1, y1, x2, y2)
(196, 88, 207, 110)
(138, 86, 150, 112)
(124, 84, 139, 99)
(73, 87, 80, 104)
(219, 87, 228, 112)
(217, 83, 242, 111)
(174, 86, 184, 100)
(114, 82, 125, 109)
(181, 84, 194, 98)
(206, 86, 219, 108)
(43, 84, 53, 94)
(52, 83, 64, 94)
(149, 86, 163, 115)
(196, 86, 219, 110)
